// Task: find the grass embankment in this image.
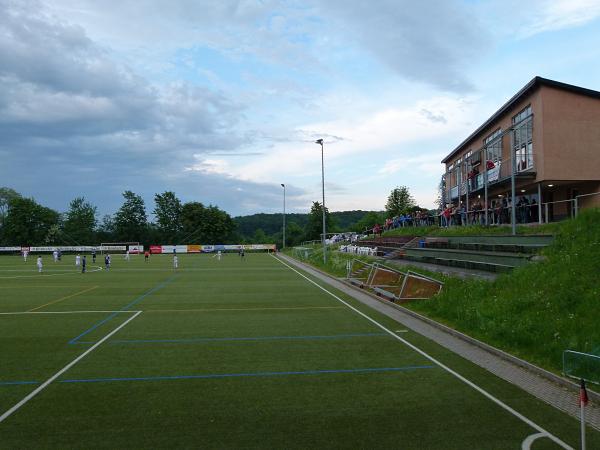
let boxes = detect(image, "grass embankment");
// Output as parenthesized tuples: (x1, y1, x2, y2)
(288, 210, 600, 376)
(381, 221, 560, 237)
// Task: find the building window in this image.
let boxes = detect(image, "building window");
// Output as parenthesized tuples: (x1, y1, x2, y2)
(513, 114, 533, 171)
(484, 128, 502, 163)
(512, 105, 532, 125)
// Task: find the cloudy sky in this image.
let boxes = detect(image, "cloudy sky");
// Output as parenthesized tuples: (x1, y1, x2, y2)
(2, 0, 600, 218)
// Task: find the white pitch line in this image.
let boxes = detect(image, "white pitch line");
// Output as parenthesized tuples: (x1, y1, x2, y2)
(0, 266, 103, 279)
(522, 432, 547, 449)
(0, 310, 135, 316)
(0, 310, 142, 424)
(272, 256, 574, 450)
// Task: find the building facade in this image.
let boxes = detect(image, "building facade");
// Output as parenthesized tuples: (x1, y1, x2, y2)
(441, 77, 600, 223)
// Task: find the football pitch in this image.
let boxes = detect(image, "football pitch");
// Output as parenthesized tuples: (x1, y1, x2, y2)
(0, 253, 597, 449)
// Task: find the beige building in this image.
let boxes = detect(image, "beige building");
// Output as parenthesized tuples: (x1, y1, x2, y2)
(441, 76, 600, 223)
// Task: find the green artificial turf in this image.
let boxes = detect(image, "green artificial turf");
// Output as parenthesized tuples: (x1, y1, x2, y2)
(0, 252, 597, 448)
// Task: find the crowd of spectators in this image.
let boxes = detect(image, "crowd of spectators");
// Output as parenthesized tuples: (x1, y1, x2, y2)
(440, 195, 540, 227)
(363, 196, 541, 235)
(366, 210, 437, 236)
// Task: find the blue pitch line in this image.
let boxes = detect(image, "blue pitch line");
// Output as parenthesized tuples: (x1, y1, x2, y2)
(68, 275, 178, 345)
(0, 380, 39, 386)
(58, 366, 436, 384)
(75, 332, 389, 345)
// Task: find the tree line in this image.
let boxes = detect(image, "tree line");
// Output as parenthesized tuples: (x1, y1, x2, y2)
(0, 188, 237, 246)
(0, 185, 429, 247)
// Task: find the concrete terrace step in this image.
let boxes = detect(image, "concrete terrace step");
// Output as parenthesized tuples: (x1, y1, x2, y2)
(443, 234, 554, 246)
(405, 247, 532, 267)
(425, 241, 547, 254)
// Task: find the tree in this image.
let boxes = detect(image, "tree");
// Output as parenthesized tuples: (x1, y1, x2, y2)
(436, 175, 446, 210)
(181, 202, 205, 243)
(202, 205, 236, 244)
(154, 191, 183, 243)
(2, 197, 59, 245)
(303, 201, 333, 241)
(63, 197, 97, 244)
(252, 228, 268, 243)
(96, 215, 115, 243)
(113, 191, 147, 241)
(352, 211, 386, 232)
(0, 187, 22, 243)
(181, 202, 236, 244)
(385, 186, 416, 217)
(0, 187, 21, 224)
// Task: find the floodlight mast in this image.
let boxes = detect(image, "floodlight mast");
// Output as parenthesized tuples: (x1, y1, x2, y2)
(281, 183, 286, 249)
(315, 138, 326, 264)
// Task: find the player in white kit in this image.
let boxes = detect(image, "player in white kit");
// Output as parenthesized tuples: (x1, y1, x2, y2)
(75, 254, 81, 266)
(173, 255, 178, 269)
(36, 256, 43, 273)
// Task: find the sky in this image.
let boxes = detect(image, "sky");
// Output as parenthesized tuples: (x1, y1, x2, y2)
(2, 0, 600, 219)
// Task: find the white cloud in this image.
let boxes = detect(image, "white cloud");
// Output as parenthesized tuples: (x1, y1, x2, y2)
(523, 0, 600, 37)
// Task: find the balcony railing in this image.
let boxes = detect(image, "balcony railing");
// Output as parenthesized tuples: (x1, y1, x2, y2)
(445, 154, 536, 200)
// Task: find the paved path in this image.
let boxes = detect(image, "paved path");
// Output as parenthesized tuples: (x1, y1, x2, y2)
(278, 254, 600, 431)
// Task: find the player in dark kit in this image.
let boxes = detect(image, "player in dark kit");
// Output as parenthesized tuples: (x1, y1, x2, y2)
(81, 255, 87, 273)
(91, 250, 96, 263)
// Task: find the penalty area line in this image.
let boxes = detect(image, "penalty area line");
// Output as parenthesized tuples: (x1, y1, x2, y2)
(272, 255, 574, 450)
(0, 310, 142, 425)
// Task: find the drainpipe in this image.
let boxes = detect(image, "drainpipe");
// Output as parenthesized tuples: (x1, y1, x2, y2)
(537, 183, 542, 225)
(484, 147, 488, 226)
(510, 128, 517, 235)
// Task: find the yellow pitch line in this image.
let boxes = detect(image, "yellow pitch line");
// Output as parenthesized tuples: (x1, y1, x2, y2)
(28, 286, 99, 312)
(144, 306, 345, 313)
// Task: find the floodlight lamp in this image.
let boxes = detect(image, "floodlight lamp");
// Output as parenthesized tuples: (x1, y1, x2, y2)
(315, 139, 323, 145)
(281, 183, 285, 188)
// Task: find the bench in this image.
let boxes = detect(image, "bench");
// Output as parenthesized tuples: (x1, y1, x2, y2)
(425, 237, 449, 244)
(348, 278, 366, 288)
(373, 287, 397, 301)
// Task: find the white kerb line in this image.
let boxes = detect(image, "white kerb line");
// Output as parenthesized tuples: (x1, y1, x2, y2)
(272, 255, 574, 450)
(0, 310, 142, 424)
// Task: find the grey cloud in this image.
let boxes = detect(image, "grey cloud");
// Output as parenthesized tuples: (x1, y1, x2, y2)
(0, 0, 287, 216)
(420, 109, 447, 124)
(317, 0, 487, 92)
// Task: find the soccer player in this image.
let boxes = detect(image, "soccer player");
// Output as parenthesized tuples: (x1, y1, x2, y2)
(240, 248, 245, 259)
(53, 249, 58, 262)
(22, 249, 28, 262)
(173, 255, 178, 269)
(124, 250, 130, 261)
(75, 254, 81, 266)
(81, 255, 87, 274)
(144, 250, 150, 262)
(92, 250, 96, 263)
(105, 254, 111, 271)
(36, 255, 43, 273)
